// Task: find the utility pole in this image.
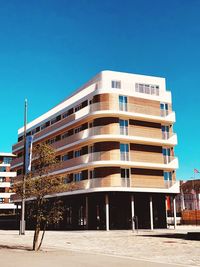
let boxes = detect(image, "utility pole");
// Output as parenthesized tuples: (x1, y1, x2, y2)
(19, 99, 27, 235)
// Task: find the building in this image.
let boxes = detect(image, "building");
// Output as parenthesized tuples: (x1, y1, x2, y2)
(175, 180, 200, 225)
(11, 70, 179, 230)
(0, 152, 17, 213)
(176, 180, 200, 212)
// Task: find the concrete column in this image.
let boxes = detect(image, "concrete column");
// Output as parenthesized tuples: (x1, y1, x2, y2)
(85, 196, 88, 230)
(173, 196, 177, 229)
(150, 196, 154, 230)
(105, 194, 109, 231)
(131, 195, 135, 231)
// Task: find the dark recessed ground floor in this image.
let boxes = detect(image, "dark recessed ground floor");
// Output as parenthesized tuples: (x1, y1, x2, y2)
(24, 191, 175, 230)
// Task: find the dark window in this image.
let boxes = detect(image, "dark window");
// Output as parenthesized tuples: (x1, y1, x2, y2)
(18, 136, 23, 142)
(36, 127, 40, 133)
(67, 108, 74, 116)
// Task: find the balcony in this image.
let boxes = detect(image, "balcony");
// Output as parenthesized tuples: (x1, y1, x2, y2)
(12, 99, 176, 153)
(90, 102, 175, 123)
(53, 125, 177, 152)
(73, 177, 179, 192)
(53, 151, 178, 173)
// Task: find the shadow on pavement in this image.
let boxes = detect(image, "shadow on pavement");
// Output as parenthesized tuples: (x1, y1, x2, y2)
(0, 245, 32, 251)
(140, 232, 200, 241)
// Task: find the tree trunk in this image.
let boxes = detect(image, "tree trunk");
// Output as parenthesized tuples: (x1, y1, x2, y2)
(33, 224, 40, 251)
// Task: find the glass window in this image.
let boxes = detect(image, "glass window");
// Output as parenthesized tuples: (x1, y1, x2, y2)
(120, 143, 129, 153)
(3, 157, 12, 164)
(74, 126, 82, 134)
(74, 172, 82, 182)
(119, 120, 128, 135)
(111, 80, 121, 89)
(121, 168, 130, 178)
(120, 143, 129, 161)
(62, 155, 68, 161)
(119, 95, 128, 111)
(164, 172, 172, 181)
(74, 150, 81, 158)
(162, 125, 170, 139)
(135, 83, 159, 96)
(75, 103, 82, 112)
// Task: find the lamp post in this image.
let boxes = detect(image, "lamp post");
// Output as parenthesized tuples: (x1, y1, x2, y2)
(19, 99, 27, 235)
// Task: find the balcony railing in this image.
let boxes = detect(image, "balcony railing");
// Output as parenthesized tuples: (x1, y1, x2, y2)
(52, 125, 175, 150)
(53, 151, 177, 172)
(90, 102, 172, 117)
(70, 177, 177, 190)
(12, 147, 177, 170)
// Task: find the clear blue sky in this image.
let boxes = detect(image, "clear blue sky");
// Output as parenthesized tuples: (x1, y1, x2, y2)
(0, 0, 200, 180)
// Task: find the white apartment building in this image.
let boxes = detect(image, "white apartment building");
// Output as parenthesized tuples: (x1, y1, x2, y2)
(12, 70, 179, 230)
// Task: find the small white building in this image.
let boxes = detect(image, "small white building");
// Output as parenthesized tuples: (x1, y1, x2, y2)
(0, 152, 17, 213)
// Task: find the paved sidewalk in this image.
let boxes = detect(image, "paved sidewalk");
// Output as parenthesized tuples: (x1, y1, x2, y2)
(0, 226, 199, 266)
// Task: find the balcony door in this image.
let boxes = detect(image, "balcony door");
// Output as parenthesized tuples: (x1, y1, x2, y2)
(121, 168, 130, 187)
(120, 143, 129, 161)
(119, 119, 128, 135)
(160, 103, 169, 116)
(161, 125, 169, 139)
(119, 95, 128, 111)
(162, 148, 171, 163)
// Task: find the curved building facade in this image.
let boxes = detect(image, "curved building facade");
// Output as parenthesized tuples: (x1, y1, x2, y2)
(11, 70, 179, 230)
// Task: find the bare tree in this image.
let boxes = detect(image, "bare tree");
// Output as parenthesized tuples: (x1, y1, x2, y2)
(14, 143, 75, 251)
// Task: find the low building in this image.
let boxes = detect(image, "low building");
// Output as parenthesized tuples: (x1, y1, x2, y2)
(11, 70, 179, 230)
(176, 180, 200, 212)
(175, 180, 200, 225)
(0, 153, 17, 213)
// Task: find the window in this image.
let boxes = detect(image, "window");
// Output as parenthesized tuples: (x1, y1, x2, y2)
(74, 150, 81, 158)
(62, 112, 68, 119)
(161, 125, 169, 139)
(62, 155, 68, 161)
(163, 148, 171, 164)
(111, 80, 121, 89)
(0, 167, 6, 172)
(119, 95, 128, 111)
(121, 168, 130, 178)
(75, 103, 82, 112)
(3, 157, 12, 164)
(164, 172, 172, 181)
(119, 119, 128, 135)
(61, 132, 68, 139)
(18, 136, 23, 142)
(41, 123, 46, 130)
(74, 126, 82, 134)
(135, 83, 159, 96)
(36, 126, 40, 133)
(120, 143, 129, 161)
(32, 128, 37, 135)
(74, 172, 82, 182)
(160, 103, 169, 116)
(51, 117, 58, 125)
